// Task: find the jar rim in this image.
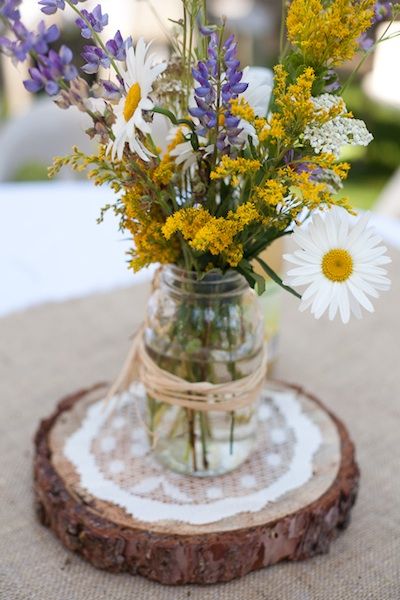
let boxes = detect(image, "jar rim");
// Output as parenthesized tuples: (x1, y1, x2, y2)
(161, 265, 250, 297)
(164, 264, 240, 281)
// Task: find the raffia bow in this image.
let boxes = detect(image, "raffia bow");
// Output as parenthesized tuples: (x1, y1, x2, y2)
(106, 326, 268, 413)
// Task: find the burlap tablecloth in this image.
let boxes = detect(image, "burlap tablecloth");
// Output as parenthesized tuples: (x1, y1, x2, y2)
(1, 251, 399, 600)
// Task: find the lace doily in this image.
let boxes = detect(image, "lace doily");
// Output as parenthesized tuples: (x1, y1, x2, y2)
(59, 383, 340, 527)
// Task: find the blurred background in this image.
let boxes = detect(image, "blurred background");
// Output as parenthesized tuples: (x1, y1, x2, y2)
(0, 0, 399, 318)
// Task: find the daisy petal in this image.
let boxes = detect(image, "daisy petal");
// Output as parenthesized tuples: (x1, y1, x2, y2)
(347, 280, 374, 313)
(338, 285, 351, 324)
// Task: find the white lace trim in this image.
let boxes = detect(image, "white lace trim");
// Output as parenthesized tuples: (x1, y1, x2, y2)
(64, 385, 322, 526)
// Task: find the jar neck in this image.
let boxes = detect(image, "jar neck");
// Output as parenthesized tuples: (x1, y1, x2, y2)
(161, 265, 249, 298)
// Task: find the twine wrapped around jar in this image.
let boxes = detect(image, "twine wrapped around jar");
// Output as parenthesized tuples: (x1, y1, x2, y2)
(106, 327, 268, 414)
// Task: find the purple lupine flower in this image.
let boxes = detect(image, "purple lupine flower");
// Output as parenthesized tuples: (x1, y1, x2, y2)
(284, 152, 340, 191)
(0, 34, 14, 54)
(283, 150, 313, 175)
(283, 149, 295, 165)
(76, 5, 108, 40)
(374, 0, 392, 21)
(33, 21, 60, 53)
(0, 18, 59, 63)
(198, 25, 216, 36)
(190, 41, 218, 132)
(11, 20, 35, 60)
(100, 79, 122, 100)
(0, 1, 22, 56)
(190, 31, 248, 152)
(359, 34, 375, 51)
(38, 0, 85, 15)
(105, 30, 131, 61)
(38, 0, 65, 14)
(221, 35, 248, 99)
(217, 34, 248, 150)
(359, 0, 392, 51)
(24, 45, 78, 95)
(81, 44, 110, 74)
(0, 0, 21, 21)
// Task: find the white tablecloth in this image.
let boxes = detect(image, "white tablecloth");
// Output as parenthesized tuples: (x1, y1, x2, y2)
(0, 182, 154, 317)
(0, 182, 399, 318)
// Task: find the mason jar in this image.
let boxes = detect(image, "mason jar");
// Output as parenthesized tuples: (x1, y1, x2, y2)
(144, 266, 265, 477)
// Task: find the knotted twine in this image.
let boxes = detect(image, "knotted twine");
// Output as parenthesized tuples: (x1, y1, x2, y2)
(106, 326, 268, 416)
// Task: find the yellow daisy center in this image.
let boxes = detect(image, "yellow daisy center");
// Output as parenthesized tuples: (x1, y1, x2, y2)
(124, 83, 141, 122)
(322, 248, 354, 283)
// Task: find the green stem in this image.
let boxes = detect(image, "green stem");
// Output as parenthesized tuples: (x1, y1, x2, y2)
(199, 412, 209, 469)
(187, 13, 194, 101)
(197, 291, 215, 470)
(226, 302, 238, 455)
(341, 11, 400, 94)
(229, 412, 236, 455)
(144, 0, 179, 51)
(186, 408, 198, 471)
(279, 0, 287, 61)
(203, 0, 208, 23)
(153, 106, 196, 131)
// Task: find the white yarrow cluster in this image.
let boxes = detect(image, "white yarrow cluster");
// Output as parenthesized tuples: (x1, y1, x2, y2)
(304, 94, 373, 157)
(312, 93, 344, 112)
(304, 117, 373, 157)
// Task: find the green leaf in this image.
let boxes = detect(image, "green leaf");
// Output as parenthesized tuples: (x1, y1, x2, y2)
(246, 228, 293, 261)
(255, 256, 302, 299)
(190, 133, 199, 151)
(237, 260, 265, 295)
(255, 165, 267, 186)
(248, 135, 259, 160)
(254, 273, 266, 295)
(168, 18, 184, 26)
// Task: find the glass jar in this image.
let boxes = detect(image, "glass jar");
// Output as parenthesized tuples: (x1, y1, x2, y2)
(144, 266, 265, 477)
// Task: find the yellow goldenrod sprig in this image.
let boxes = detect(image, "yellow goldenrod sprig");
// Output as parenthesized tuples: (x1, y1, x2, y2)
(287, 0, 375, 67)
(210, 156, 261, 187)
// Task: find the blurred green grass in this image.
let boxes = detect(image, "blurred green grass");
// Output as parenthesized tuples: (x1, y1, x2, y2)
(341, 175, 388, 210)
(13, 162, 49, 182)
(340, 84, 400, 210)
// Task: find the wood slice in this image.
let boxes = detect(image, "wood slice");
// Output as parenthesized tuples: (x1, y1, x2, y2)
(33, 382, 359, 585)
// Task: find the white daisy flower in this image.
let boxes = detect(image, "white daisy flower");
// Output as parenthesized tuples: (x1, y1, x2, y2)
(284, 208, 391, 323)
(238, 66, 273, 143)
(107, 39, 166, 162)
(169, 139, 199, 171)
(168, 126, 199, 171)
(241, 66, 273, 118)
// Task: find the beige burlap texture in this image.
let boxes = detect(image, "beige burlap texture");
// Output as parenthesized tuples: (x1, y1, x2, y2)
(0, 250, 399, 600)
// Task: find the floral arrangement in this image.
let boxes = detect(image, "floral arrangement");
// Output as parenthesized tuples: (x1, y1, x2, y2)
(1, 0, 397, 477)
(0, 0, 395, 325)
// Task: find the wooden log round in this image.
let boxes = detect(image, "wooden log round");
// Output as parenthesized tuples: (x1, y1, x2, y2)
(33, 382, 359, 585)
